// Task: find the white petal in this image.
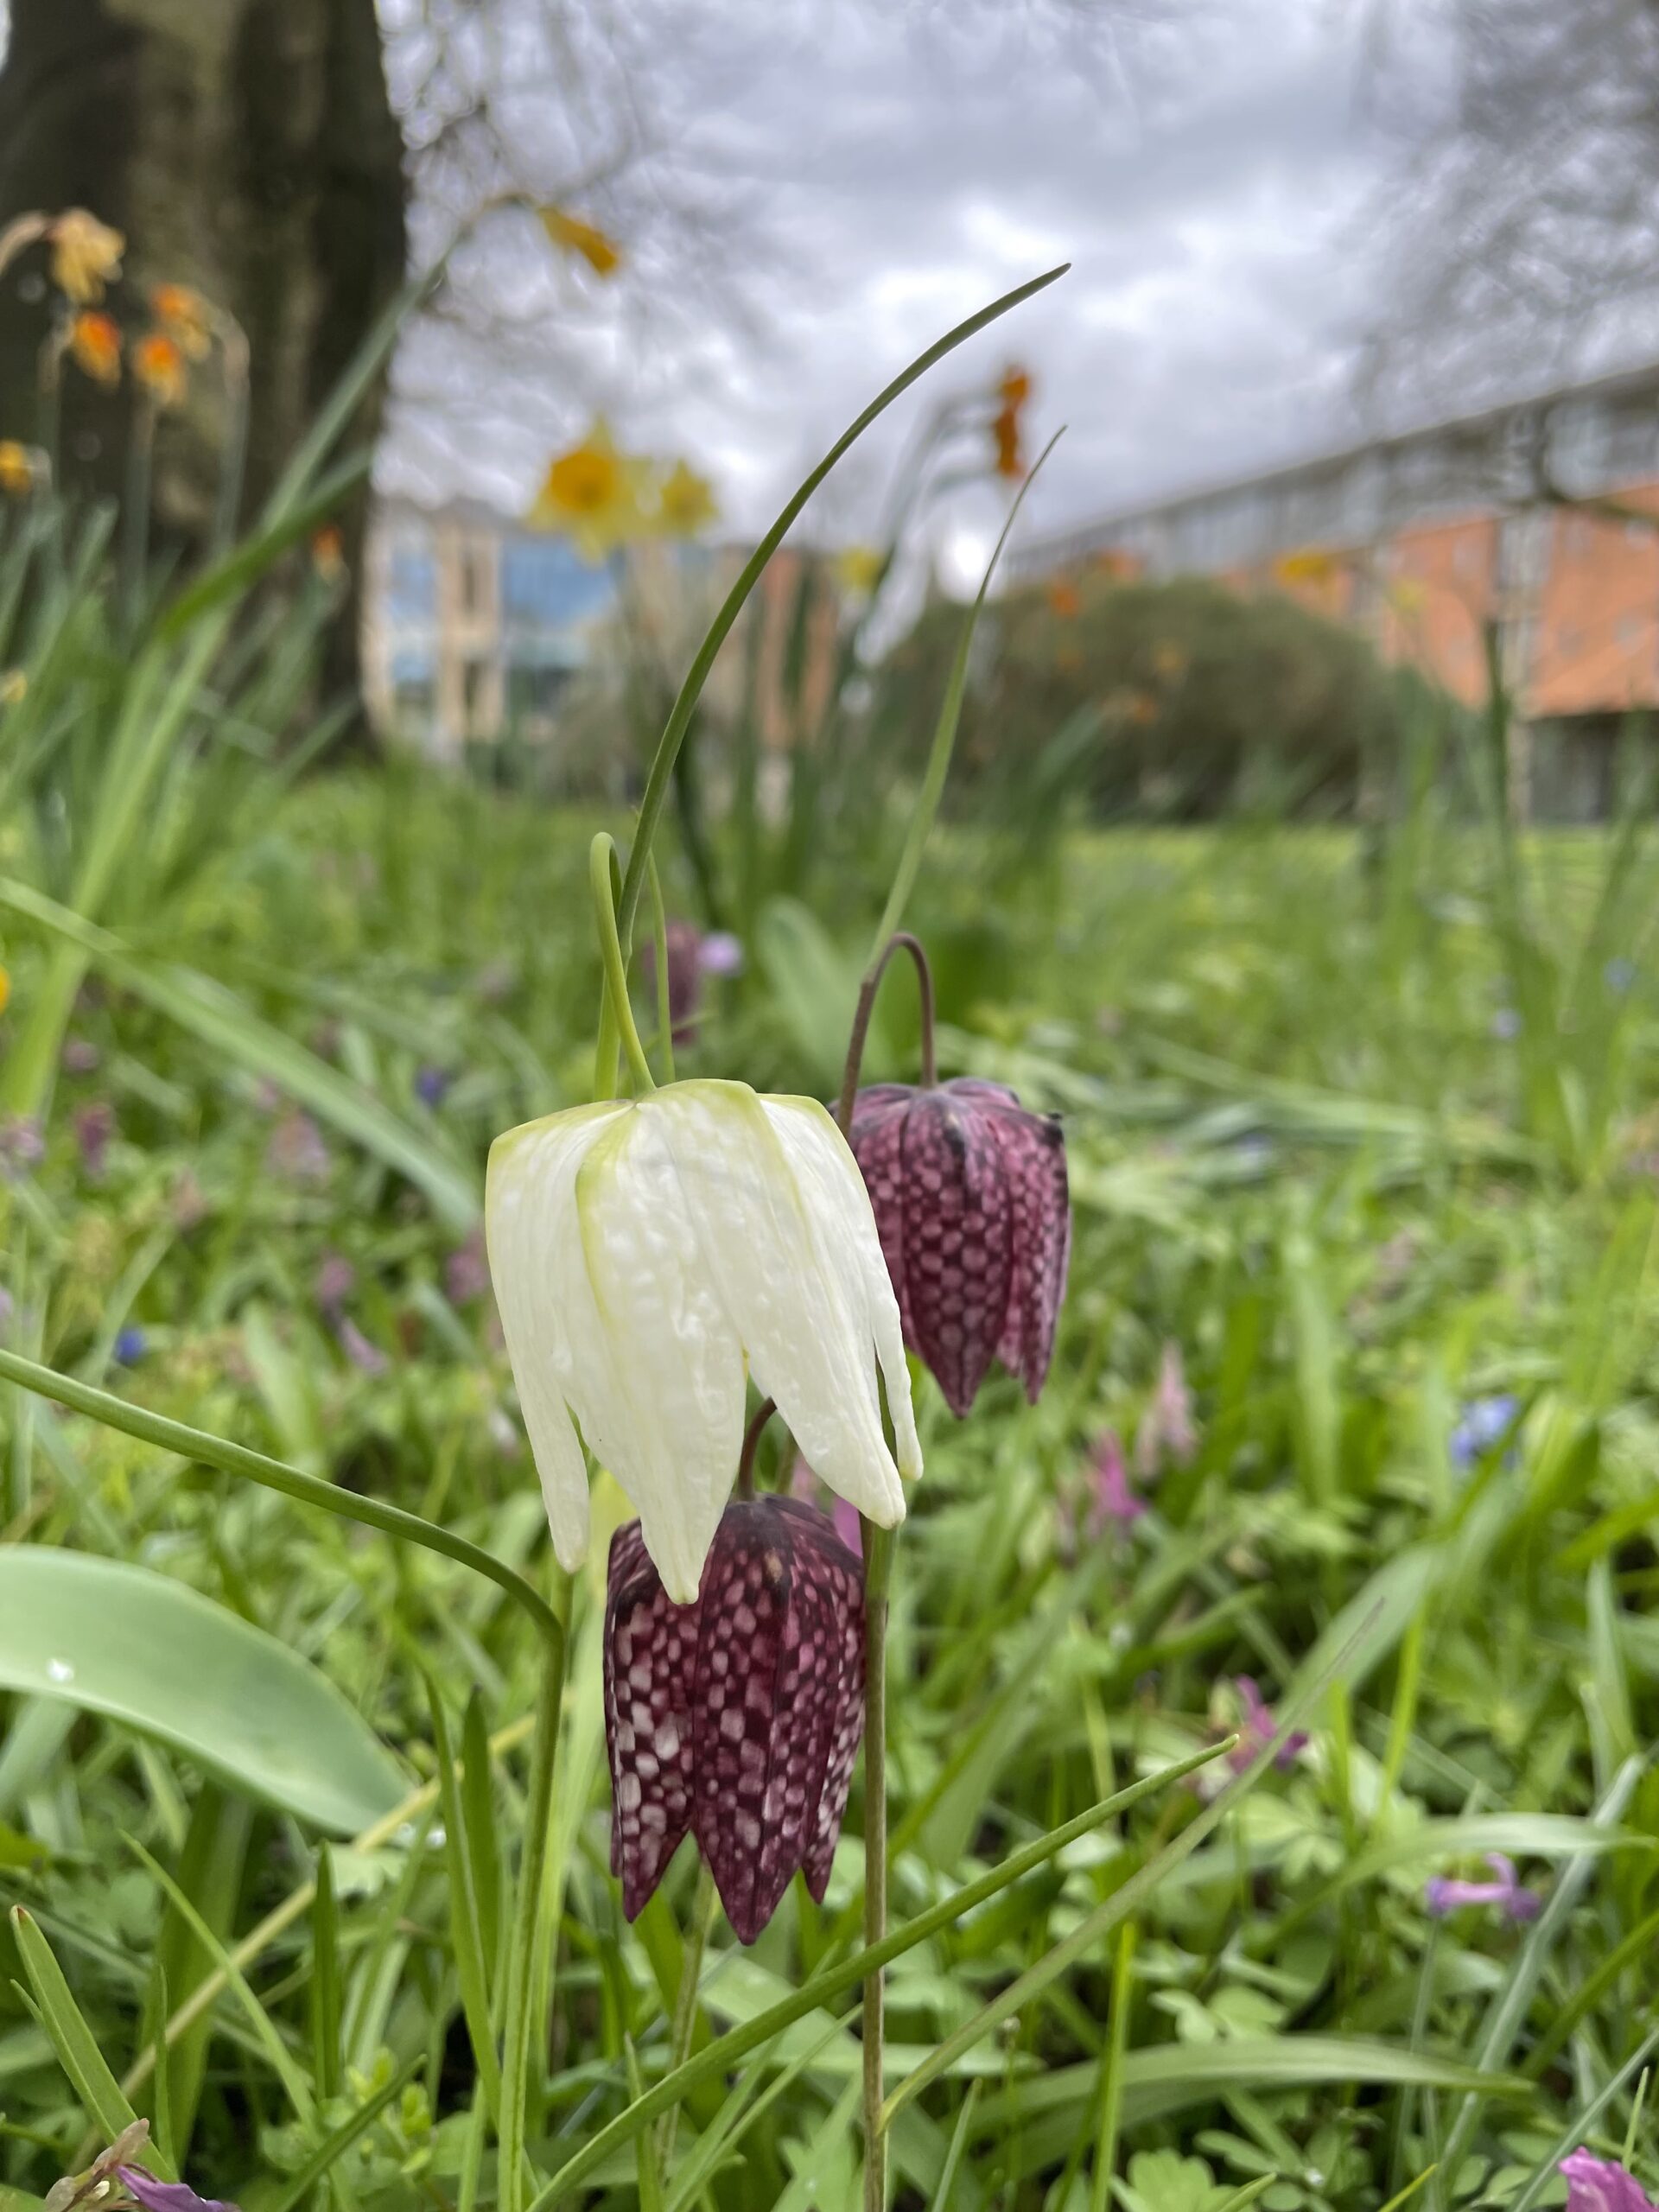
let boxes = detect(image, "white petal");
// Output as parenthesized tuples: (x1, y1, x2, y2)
(655, 1081, 907, 1528)
(763, 1093, 923, 1485)
(485, 1103, 626, 1572)
(575, 1103, 746, 1602)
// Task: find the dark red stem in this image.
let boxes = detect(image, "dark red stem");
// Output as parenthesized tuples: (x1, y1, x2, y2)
(735, 1396, 776, 1501)
(833, 931, 937, 1136)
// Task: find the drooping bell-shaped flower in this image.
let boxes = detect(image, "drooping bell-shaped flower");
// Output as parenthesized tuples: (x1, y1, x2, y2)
(488, 1079, 919, 1603)
(603, 1497, 866, 1940)
(849, 1078, 1070, 1418)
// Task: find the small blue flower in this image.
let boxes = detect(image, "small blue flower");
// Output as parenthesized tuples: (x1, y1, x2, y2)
(415, 1065, 450, 1108)
(1449, 1392, 1520, 1471)
(1491, 1007, 1522, 1041)
(113, 1326, 147, 1365)
(1606, 957, 1637, 995)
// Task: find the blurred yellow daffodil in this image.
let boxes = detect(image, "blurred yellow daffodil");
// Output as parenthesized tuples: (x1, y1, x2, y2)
(1388, 576, 1428, 615)
(835, 545, 885, 598)
(150, 283, 213, 360)
(48, 210, 124, 304)
(131, 332, 187, 409)
(0, 442, 39, 498)
(529, 418, 646, 562)
(1273, 546, 1339, 587)
(538, 207, 622, 278)
(656, 458, 717, 537)
(67, 312, 122, 388)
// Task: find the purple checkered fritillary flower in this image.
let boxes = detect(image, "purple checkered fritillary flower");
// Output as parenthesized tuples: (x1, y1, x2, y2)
(604, 1496, 865, 1942)
(1560, 2153, 1656, 2212)
(1424, 1851, 1540, 1922)
(849, 1078, 1070, 1417)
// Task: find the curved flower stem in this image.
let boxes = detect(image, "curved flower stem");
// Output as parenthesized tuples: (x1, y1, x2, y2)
(590, 832, 656, 1096)
(735, 1396, 776, 1502)
(608, 268, 1068, 963)
(645, 854, 677, 1084)
(834, 931, 937, 1130)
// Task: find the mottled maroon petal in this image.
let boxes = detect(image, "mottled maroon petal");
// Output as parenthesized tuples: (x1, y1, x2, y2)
(803, 1534, 866, 1900)
(988, 1100, 1070, 1402)
(691, 1498, 864, 1942)
(896, 1088, 1014, 1417)
(603, 1522, 696, 1918)
(850, 1077, 1071, 1418)
(849, 1089, 913, 1338)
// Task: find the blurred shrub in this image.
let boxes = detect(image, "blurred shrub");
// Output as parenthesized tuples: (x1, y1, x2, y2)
(874, 570, 1455, 821)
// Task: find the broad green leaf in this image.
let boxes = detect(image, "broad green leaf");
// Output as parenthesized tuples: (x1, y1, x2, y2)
(0, 1548, 406, 1834)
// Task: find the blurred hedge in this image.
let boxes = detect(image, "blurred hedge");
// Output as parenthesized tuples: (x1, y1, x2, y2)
(873, 569, 1456, 822)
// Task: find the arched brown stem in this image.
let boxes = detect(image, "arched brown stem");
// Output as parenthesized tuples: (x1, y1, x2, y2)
(833, 930, 937, 1137)
(735, 1396, 776, 1500)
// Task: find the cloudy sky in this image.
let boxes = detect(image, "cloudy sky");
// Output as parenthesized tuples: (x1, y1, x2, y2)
(385, 0, 1392, 570)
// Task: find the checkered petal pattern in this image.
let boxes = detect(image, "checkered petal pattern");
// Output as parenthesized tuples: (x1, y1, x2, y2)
(849, 1077, 1071, 1417)
(602, 1498, 866, 1942)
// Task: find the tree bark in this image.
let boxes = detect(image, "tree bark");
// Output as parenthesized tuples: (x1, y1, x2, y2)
(0, 0, 406, 700)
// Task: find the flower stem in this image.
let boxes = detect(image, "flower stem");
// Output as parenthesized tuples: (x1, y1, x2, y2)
(735, 1396, 776, 1502)
(590, 831, 656, 1096)
(835, 931, 937, 1130)
(645, 855, 677, 1084)
(498, 1620, 568, 2212)
(859, 1518, 896, 2211)
(655, 1863, 717, 2167)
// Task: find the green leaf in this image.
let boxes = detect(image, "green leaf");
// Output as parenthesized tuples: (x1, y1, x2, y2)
(0, 1548, 406, 1834)
(10, 1908, 157, 2164)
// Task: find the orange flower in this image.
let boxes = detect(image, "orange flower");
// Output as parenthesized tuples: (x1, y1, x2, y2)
(48, 210, 124, 304)
(0, 442, 38, 497)
(150, 283, 213, 360)
(68, 312, 122, 388)
(538, 207, 622, 277)
(991, 405, 1023, 480)
(131, 331, 187, 409)
(1046, 579, 1080, 619)
(311, 525, 346, 583)
(998, 365, 1032, 411)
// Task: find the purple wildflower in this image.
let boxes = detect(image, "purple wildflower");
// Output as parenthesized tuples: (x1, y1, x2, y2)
(335, 1317, 389, 1376)
(604, 1497, 865, 1942)
(1450, 1393, 1521, 1471)
(1491, 1007, 1522, 1041)
(266, 1109, 331, 1184)
(850, 1078, 1071, 1418)
(0, 1115, 44, 1177)
(118, 2171, 238, 2212)
(415, 1065, 450, 1109)
(698, 931, 746, 978)
(1228, 1676, 1308, 1773)
(1424, 1852, 1541, 1922)
(73, 1100, 114, 1178)
(444, 1227, 491, 1306)
(641, 918, 706, 1044)
(1135, 1342, 1199, 1478)
(1085, 1429, 1145, 1536)
(1560, 2153, 1656, 2212)
(314, 1253, 355, 1314)
(113, 1326, 147, 1365)
(61, 1037, 100, 1075)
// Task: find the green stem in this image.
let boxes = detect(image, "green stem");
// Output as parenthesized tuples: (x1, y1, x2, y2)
(590, 832, 656, 1096)
(498, 1637, 567, 2212)
(1090, 1922, 1135, 2212)
(0, 1348, 563, 1656)
(865, 425, 1062, 969)
(645, 855, 677, 1084)
(859, 1520, 896, 2212)
(525, 1744, 1226, 2210)
(654, 1864, 717, 2167)
(609, 268, 1068, 962)
(834, 931, 937, 1131)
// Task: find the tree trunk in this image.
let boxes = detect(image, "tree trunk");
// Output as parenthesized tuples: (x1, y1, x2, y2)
(0, 0, 406, 705)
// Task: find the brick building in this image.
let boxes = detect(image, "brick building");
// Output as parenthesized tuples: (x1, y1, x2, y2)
(1010, 359, 1659, 815)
